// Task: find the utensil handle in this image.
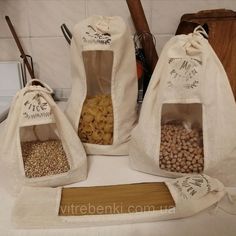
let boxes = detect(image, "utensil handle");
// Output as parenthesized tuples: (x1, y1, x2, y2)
(126, 0, 158, 73)
(5, 16, 35, 79)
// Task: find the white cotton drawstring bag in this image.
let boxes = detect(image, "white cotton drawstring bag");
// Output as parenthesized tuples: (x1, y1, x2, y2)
(12, 174, 231, 228)
(129, 26, 236, 186)
(65, 15, 137, 155)
(0, 79, 87, 193)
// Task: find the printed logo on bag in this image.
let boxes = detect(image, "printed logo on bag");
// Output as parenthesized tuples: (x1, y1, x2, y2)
(167, 58, 202, 90)
(82, 25, 111, 45)
(173, 175, 210, 200)
(21, 92, 55, 125)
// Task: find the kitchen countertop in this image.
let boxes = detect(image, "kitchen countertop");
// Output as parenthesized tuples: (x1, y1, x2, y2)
(0, 112, 236, 236)
(1, 157, 236, 235)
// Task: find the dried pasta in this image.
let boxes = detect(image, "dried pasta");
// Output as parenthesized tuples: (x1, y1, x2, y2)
(78, 94, 113, 145)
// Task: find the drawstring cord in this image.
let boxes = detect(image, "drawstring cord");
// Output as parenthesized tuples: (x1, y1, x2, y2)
(95, 16, 111, 33)
(226, 191, 236, 204)
(23, 79, 53, 95)
(211, 190, 236, 215)
(193, 25, 209, 39)
(183, 26, 208, 56)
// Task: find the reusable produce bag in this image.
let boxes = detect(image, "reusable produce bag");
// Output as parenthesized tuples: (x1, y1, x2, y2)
(66, 15, 137, 155)
(12, 174, 227, 228)
(129, 26, 236, 185)
(0, 79, 87, 191)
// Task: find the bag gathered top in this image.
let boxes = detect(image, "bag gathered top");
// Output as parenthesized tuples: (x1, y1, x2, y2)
(0, 79, 87, 192)
(65, 15, 138, 155)
(129, 26, 236, 186)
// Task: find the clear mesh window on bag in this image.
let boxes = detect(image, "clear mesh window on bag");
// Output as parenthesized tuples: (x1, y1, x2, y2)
(159, 103, 204, 173)
(78, 50, 114, 145)
(20, 124, 70, 178)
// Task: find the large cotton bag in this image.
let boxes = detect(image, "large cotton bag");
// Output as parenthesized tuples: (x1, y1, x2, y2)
(65, 15, 137, 155)
(129, 27, 236, 186)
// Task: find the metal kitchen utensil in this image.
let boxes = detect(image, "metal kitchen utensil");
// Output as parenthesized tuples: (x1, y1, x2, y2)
(61, 23, 72, 45)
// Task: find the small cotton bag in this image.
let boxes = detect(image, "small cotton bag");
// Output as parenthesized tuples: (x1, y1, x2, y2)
(0, 79, 87, 192)
(129, 26, 236, 185)
(65, 15, 138, 155)
(12, 174, 227, 228)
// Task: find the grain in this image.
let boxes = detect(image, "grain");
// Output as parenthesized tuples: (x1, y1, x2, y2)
(21, 140, 70, 178)
(159, 123, 204, 173)
(78, 94, 113, 145)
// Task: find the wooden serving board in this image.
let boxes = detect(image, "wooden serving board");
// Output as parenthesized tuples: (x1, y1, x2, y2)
(176, 9, 236, 99)
(59, 182, 175, 216)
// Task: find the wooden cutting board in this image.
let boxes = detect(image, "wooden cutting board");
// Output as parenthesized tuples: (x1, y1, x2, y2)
(176, 9, 236, 99)
(59, 182, 175, 216)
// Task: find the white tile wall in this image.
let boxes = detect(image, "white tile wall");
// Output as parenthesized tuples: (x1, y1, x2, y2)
(0, 38, 31, 61)
(0, 0, 236, 89)
(151, 0, 236, 34)
(0, 0, 29, 38)
(31, 37, 71, 89)
(87, 0, 152, 34)
(28, 0, 86, 37)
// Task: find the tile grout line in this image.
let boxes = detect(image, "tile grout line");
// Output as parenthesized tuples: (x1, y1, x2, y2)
(26, 0, 35, 72)
(85, 0, 88, 17)
(0, 34, 174, 40)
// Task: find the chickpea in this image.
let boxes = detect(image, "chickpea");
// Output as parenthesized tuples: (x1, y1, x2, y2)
(159, 123, 204, 173)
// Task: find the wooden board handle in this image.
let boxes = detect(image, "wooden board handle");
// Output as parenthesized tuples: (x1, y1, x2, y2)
(181, 9, 236, 21)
